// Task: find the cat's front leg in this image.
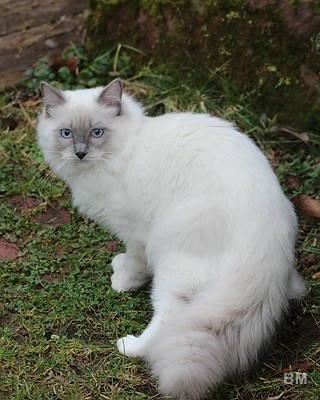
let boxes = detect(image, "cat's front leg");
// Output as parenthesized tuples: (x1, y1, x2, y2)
(111, 242, 148, 292)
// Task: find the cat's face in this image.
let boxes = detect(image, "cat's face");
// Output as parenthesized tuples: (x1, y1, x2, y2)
(37, 79, 123, 178)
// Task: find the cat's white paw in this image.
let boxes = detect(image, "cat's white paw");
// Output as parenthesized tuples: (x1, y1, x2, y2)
(111, 270, 135, 292)
(111, 253, 132, 292)
(117, 335, 144, 357)
(111, 253, 148, 292)
(111, 253, 126, 272)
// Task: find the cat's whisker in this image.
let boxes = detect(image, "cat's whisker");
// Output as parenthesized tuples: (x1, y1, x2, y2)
(96, 155, 122, 174)
(33, 154, 65, 189)
(88, 158, 104, 175)
(94, 159, 117, 175)
(40, 158, 71, 188)
(39, 171, 57, 191)
(93, 160, 103, 175)
(65, 160, 73, 179)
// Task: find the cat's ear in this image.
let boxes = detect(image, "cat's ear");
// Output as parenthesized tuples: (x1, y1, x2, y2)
(40, 82, 65, 117)
(98, 78, 122, 116)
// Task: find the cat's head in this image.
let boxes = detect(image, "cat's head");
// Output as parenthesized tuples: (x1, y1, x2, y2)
(37, 78, 138, 180)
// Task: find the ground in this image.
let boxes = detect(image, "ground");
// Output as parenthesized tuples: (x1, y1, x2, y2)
(0, 2, 319, 399)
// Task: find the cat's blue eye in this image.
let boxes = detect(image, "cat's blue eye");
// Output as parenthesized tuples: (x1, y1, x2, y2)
(90, 128, 104, 138)
(60, 129, 73, 139)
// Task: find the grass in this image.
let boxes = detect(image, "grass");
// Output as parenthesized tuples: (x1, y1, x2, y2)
(0, 45, 319, 399)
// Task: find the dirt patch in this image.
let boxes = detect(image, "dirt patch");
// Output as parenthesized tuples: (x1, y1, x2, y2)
(7, 194, 41, 213)
(0, 238, 19, 261)
(35, 206, 71, 225)
(0, 115, 19, 130)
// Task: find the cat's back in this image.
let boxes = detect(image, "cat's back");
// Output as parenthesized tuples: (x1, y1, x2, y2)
(129, 109, 296, 253)
(141, 111, 258, 158)
(137, 111, 271, 184)
(125, 110, 286, 222)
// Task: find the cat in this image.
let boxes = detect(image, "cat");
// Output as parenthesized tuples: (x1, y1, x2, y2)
(37, 78, 306, 400)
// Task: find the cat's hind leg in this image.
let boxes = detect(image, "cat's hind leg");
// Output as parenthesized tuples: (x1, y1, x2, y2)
(117, 288, 185, 357)
(111, 241, 149, 292)
(116, 252, 201, 357)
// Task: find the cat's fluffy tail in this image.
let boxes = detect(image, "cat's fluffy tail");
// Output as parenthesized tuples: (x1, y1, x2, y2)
(145, 274, 303, 400)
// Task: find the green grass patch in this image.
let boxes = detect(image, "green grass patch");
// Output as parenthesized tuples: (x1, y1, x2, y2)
(0, 44, 319, 399)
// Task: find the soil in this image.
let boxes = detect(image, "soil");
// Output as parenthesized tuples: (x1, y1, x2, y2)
(0, 238, 19, 261)
(0, 0, 88, 89)
(0, 195, 72, 261)
(34, 206, 72, 225)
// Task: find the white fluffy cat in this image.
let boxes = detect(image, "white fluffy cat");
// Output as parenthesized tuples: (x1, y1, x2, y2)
(37, 78, 306, 400)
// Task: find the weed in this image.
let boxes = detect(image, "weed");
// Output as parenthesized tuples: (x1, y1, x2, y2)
(23, 44, 144, 91)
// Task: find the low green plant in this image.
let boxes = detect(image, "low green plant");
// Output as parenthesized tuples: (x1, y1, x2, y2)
(23, 43, 144, 90)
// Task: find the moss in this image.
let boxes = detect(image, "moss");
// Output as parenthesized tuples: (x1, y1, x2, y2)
(314, 0, 320, 15)
(86, 0, 320, 129)
(289, 0, 299, 9)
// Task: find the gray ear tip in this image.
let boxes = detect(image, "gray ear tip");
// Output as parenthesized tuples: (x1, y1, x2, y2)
(40, 81, 50, 89)
(40, 82, 65, 108)
(98, 79, 123, 112)
(40, 82, 47, 97)
(40, 81, 52, 96)
(113, 77, 123, 90)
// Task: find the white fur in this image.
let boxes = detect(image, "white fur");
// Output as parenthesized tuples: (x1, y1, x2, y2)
(37, 82, 306, 400)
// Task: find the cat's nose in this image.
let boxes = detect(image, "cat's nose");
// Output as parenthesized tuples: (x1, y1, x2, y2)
(75, 151, 87, 160)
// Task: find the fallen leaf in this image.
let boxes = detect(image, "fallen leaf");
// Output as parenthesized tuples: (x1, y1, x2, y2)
(0, 238, 19, 261)
(265, 392, 285, 400)
(278, 127, 310, 144)
(23, 99, 41, 108)
(41, 274, 60, 283)
(292, 195, 320, 219)
(297, 253, 319, 269)
(105, 241, 118, 252)
(259, 113, 268, 129)
(313, 272, 320, 279)
(272, 362, 313, 376)
(285, 176, 300, 191)
(296, 132, 310, 143)
(266, 148, 276, 165)
(44, 38, 58, 48)
(48, 52, 79, 73)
